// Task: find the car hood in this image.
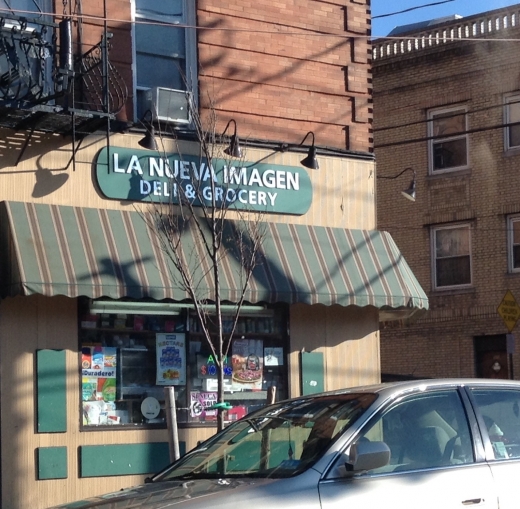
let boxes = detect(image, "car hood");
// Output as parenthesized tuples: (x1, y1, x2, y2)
(51, 477, 279, 509)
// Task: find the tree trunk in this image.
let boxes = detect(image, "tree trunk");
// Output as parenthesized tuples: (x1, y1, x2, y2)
(217, 360, 225, 431)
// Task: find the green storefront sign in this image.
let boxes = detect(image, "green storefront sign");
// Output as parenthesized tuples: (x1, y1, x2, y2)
(95, 147, 313, 215)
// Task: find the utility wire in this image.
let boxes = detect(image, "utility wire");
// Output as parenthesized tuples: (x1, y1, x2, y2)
(372, 0, 455, 20)
(3, 6, 520, 41)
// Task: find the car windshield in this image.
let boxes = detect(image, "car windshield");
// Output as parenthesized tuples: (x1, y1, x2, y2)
(154, 393, 377, 481)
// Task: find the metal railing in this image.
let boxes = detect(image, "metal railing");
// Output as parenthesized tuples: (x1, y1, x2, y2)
(0, 12, 127, 118)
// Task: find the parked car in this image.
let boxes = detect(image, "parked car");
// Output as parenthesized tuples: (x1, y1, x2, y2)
(49, 378, 520, 508)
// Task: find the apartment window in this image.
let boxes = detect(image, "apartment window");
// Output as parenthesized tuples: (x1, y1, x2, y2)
(505, 94, 520, 151)
(508, 216, 520, 272)
(432, 224, 471, 289)
(428, 107, 468, 173)
(134, 0, 196, 119)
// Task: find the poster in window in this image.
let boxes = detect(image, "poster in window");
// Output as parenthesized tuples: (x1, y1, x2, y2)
(81, 346, 117, 400)
(156, 333, 186, 385)
(190, 391, 217, 421)
(264, 347, 284, 366)
(81, 346, 119, 425)
(232, 338, 263, 390)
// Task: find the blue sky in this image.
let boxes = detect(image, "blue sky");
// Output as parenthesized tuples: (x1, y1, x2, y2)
(371, 0, 520, 37)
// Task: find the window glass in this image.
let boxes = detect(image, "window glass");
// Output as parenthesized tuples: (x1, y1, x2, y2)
(433, 225, 471, 288)
(79, 300, 288, 428)
(187, 312, 288, 424)
(156, 394, 377, 480)
(136, 0, 183, 19)
(506, 95, 520, 150)
(79, 308, 187, 427)
(134, 0, 192, 119)
(508, 216, 520, 272)
(429, 108, 468, 172)
(471, 389, 520, 460)
(355, 390, 474, 474)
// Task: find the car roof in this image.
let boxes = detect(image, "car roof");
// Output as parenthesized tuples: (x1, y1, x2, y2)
(282, 378, 520, 404)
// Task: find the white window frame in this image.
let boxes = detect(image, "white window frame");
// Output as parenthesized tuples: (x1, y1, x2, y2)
(504, 93, 520, 152)
(131, 0, 197, 121)
(431, 223, 472, 290)
(428, 106, 468, 174)
(507, 215, 520, 273)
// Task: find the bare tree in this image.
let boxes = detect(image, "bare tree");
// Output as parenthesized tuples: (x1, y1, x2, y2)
(142, 92, 267, 431)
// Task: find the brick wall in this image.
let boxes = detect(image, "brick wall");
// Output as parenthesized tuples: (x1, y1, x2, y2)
(198, 0, 372, 152)
(373, 8, 520, 379)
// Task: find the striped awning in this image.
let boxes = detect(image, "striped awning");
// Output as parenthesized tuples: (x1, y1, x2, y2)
(0, 201, 428, 316)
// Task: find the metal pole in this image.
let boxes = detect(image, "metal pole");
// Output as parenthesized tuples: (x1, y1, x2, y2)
(267, 385, 276, 405)
(164, 387, 180, 462)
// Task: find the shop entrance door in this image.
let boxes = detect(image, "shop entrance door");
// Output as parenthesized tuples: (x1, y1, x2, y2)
(474, 335, 509, 379)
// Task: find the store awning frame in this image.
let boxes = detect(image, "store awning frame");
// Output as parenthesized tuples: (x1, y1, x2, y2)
(0, 201, 428, 318)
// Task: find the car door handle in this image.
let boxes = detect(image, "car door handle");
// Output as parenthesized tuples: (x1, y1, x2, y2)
(462, 499, 483, 505)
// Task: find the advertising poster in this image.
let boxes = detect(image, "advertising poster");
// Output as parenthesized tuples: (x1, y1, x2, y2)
(156, 333, 186, 385)
(81, 346, 117, 400)
(264, 347, 284, 366)
(190, 391, 218, 421)
(232, 338, 264, 390)
(81, 346, 119, 424)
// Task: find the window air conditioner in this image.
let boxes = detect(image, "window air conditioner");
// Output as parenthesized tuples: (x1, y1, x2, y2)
(144, 87, 191, 124)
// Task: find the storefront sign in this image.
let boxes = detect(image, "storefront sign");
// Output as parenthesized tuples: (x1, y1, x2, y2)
(156, 333, 186, 385)
(95, 147, 313, 215)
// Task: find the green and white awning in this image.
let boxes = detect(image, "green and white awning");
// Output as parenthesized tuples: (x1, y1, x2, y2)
(0, 201, 428, 316)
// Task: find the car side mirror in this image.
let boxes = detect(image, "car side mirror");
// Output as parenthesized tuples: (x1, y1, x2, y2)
(345, 441, 391, 474)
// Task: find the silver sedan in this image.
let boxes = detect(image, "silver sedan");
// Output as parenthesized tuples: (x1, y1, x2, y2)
(49, 378, 520, 509)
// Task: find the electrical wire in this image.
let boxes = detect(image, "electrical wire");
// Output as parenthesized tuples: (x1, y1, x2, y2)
(372, 0, 455, 20)
(3, 6, 520, 42)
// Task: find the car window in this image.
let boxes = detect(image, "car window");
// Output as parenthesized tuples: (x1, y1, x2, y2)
(354, 390, 474, 474)
(470, 388, 520, 460)
(154, 393, 377, 480)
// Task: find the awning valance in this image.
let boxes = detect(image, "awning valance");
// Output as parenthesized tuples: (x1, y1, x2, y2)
(0, 201, 428, 317)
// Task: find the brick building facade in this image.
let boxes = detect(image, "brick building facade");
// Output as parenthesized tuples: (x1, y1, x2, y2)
(373, 4, 520, 380)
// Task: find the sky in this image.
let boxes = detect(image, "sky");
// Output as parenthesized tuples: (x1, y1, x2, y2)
(371, 0, 520, 38)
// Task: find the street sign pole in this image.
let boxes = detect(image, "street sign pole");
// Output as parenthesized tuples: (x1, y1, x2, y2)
(497, 291, 520, 380)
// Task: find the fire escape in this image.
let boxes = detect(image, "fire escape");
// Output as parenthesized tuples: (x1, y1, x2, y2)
(0, 9, 128, 168)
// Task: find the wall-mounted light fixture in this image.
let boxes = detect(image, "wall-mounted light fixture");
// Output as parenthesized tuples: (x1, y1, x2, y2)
(222, 119, 242, 158)
(138, 109, 159, 151)
(377, 167, 416, 201)
(298, 131, 319, 170)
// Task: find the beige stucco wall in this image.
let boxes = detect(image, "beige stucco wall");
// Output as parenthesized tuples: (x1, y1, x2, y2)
(0, 129, 375, 230)
(289, 303, 381, 396)
(0, 298, 381, 509)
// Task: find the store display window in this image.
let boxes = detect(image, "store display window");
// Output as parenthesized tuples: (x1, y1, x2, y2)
(78, 299, 288, 429)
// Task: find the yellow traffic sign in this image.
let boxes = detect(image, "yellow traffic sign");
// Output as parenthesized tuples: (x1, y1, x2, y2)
(497, 290, 520, 333)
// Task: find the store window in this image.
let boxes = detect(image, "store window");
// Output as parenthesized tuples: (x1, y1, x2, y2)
(505, 93, 520, 151)
(79, 299, 288, 428)
(134, 0, 197, 120)
(432, 224, 472, 289)
(507, 215, 520, 272)
(428, 106, 468, 173)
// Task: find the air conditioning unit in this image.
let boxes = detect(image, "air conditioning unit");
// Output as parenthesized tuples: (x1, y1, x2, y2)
(144, 87, 191, 124)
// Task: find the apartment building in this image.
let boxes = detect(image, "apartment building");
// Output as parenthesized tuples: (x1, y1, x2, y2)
(373, 5, 520, 380)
